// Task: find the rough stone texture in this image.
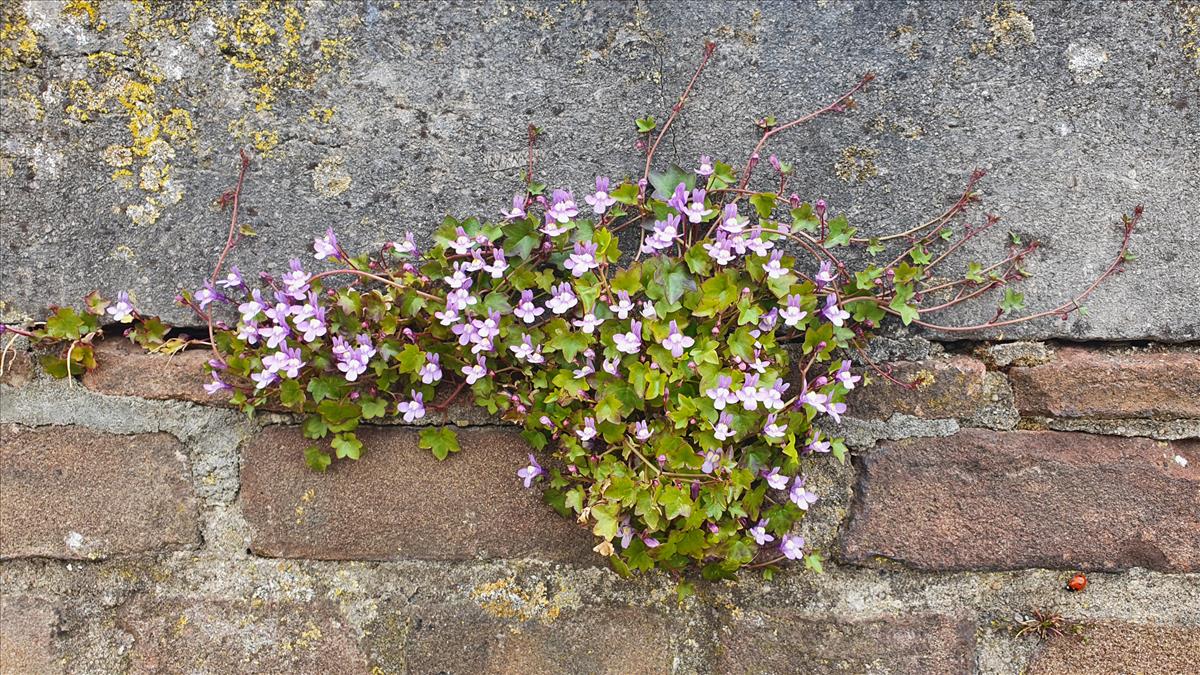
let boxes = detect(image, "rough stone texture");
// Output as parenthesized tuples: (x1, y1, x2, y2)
(0, 595, 57, 674)
(0, 424, 199, 560)
(1, 1, 1197, 341)
(716, 612, 976, 674)
(841, 430, 1200, 571)
(0, 336, 34, 388)
(81, 338, 214, 404)
(241, 425, 596, 562)
(1010, 346, 1200, 419)
(1027, 622, 1200, 675)
(116, 596, 370, 673)
(844, 354, 992, 420)
(396, 604, 677, 674)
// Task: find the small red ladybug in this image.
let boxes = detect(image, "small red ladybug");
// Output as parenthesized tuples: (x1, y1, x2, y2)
(1066, 573, 1088, 592)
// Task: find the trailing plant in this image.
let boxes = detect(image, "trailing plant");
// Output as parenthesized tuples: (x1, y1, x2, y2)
(2, 43, 1142, 579)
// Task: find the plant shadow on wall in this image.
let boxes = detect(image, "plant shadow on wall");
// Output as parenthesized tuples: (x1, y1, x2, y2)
(1, 43, 1143, 582)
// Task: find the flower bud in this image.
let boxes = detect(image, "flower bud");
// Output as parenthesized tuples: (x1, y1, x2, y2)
(568, 464, 578, 474)
(815, 199, 827, 219)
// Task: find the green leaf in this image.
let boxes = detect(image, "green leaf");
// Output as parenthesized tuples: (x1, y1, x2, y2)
(591, 503, 620, 539)
(910, 246, 932, 265)
(636, 116, 656, 133)
(965, 262, 986, 283)
(648, 165, 695, 200)
(304, 446, 332, 472)
(331, 432, 363, 460)
(1000, 287, 1026, 314)
(45, 307, 85, 340)
(302, 414, 329, 439)
(825, 215, 855, 247)
(889, 296, 920, 326)
(749, 192, 777, 219)
(804, 552, 825, 573)
(317, 399, 361, 426)
(419, 427, 460, 461)
(547, 331, 591, 362)
(360, 397, 388, 419)
(279, 379, 305, 410)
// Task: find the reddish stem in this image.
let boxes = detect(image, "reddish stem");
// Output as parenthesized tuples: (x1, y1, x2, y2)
(642, 42, 718, 183)
(207, 150, 251, 362)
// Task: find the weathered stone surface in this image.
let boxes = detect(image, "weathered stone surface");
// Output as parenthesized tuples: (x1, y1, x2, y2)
(1010, 347, 1200, 419)
(116, 596, 368, 673)
(841, 430, 1200, 571)
(0, 425, 199, 559)
(394, 604, 676, 674)
(241, 425, 595, 562)
(844, 354, 991, 420)
(81, 338, 214, 404)
(1027, 622, 1200, 675)
(0, 336, 34, 388)
(716, 612, 975, 674)
(0, 2, 1196, 341)
(0, 595, 58, 674)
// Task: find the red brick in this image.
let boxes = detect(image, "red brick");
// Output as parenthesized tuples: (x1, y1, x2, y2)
(1010, 347, 1200, 419)
(717, 612, 975, 674)
(0, 595, 58, 674)
(841, 430, 1199, 571)
(81, 339, 216, 404)
(0, 425, 199, 559)
(241, 426, 595, 562)
(845, 355, 991, 420)
(116, 596, 368, 672)
(1028, 622, 1200, 675)
(395, 604, 675, 673)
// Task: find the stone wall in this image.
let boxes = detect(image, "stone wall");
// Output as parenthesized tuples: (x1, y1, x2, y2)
(2, 1, 1199, 673)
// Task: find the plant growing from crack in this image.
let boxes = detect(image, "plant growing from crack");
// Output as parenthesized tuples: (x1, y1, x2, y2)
(2, 42, 1143, 579)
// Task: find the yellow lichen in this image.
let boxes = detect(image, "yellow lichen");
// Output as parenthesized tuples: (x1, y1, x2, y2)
(308, 107, 335, 124)
(972, 1, 1036, 56)
(834, 146, 880, 183)
(252, 129, 280, 155)
(1178, 1, 1200, 74)
(63, 0, 106, 31)
(0, 7, 41, 71)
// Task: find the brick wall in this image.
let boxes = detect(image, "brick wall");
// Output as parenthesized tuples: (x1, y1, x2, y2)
(1, 337, 1197, 674)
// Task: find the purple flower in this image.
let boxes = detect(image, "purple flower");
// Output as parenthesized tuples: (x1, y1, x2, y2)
(789, 476, 818, 510)
(502, 194, 527, 220)
(450, 226, 475, 255)
(780, 534, 805, 560)
(436, 306, 461, 327)
(545, 283, 578, 315)
(738, 374, 762, 411)
(517, 453, 544, 487)
(195, 281, 225, 310)
(510, 334, 545, 364)
(749, 520, 774, 545)
(705, 375, 738, 410)
(836, 360, 861, 390)
(661, 320, 695, 358)
(780, 294, 807, 327)
(634, 420, 651, 441)
(758, 379, 789, 411)
(667, 183, 689, 213)
(827, 401, 847, 424)
(616, 518, 636, 549)
(701, 449, 722, 474)
(259, 322, 291, 350)
(815, 260, 836, 288)
(584, 176, 617, 215)
(613, 320, 642, 355)
(564, 240, 600, 277)
(576, 417, 597, 443)
(541, 213, 571, 237)
(203, 372, 231, 395)
(642, 536, 660, 548)
(237, 321, 260, 345)
(462, 356, 488, 384)
(801, 390, 829, 414)
(703, 232, 736, 266)
(398, 391, 426, 423)
(281, 259, 311, 300)
(602, 357, 620, 376)
(713, 412, 735, 441)
(679, 188, 713, 223)
(394, 233, 418, 256)
(641, 213, 682, 255)
(251, 369, 278, 390)
(758, 308, 779, 333)
(337, 353, 367, 381)
(483, 248, 508, 279)
(640, 301, 657, 319)
(572, 313, 603, 334)
(609, 291, 635, 319)
(763, 414, 787, 439)
(297, 307, 327, 342)
(763, 251, 789, 280)
(719, 203, 746, 234)
(695, 155, 714, 177)
(822, 294, 850, 327)
(106, 291, 135, 323)
(239, 289, 266, 323)
(215, 265, 244, 289)
(807, 430, 831, 454)
(420, 353, 443, 384)
(513, 289, 545, 324)
(546, 189, 578, 224)
(762, 467, 789, 490)
(746, 228, 773, 256)
(313, 228, 340, 260)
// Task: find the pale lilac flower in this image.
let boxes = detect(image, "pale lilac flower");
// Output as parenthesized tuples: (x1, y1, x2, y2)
(203, 372, 231, 395)
(445, 264, 471, 290)
(510, 334, 545, 364)
(748, 352, 771, 374)
(746, 228, 773, 256)
(616, 518, 636, 549)
(545, 283, 578, 314)
(719, 203, 746, 234)
(447, 286, 477, 309)
(398, 391, 426, 423)
(789, 477, 818, 510)
(450, 226, 475, 255)
(251, 369, 278, 390)
(195, 281, 224, 310)
(573, 313, 603, 334)
(106, 291, 135, 323)
(513, 290, 545, 324)
(609, 291, 635, 319)
(703, 232, 736, 266)
(758, 308, 779, 333)
(762, 466, 789, 490)
(290, 295, 317, 324)
(759, 380, 789, 411)
(337, 353, 367, 382)
(643, 536, 660, 548)
(584, 176, 617, 215)
(546, 189, 579, 223)
(739, 373, 762, 411)
(815, 260, 836, 288)
(483, 248, 508, 279)
(660, 320, 695, 358)
(762, 251, 789, 279)
(260, 322, 290, 350)
(264, 298, 291, 325)
(749, 520, 775, 546)
(472, 312, 501, 343)
(541, 214, 572, 237)
(602, 357, 620, 376)
(822, 294, 850, 327)
(713, 412, 735, 441)
(573, 357, 595, 379)
(281, 259, 311, 300)
(640, 301, 657, 319)
(576, 417, 597, 443)
(836, 360, 861, 390)
(807, 430, 831, 454)
(705, 375, 738, 410)
(313, 228, 340, 260)
(435, 306, 461, 327)
(801, 390, 829, 414)
(667, 183, 689, 213)
(355, 334, 377, 360)
(695, 155, 714, 177)
(237, 321, 260, 345)
(780, 534, 805, 560)
(564, 240, 600, 277)
(680, 188, 713, 223)
(331, 335, 353, 360)
(827, 401, 847, 424)
(297, 307, 327, 342)
(239, 289, 266, 323)
(517, 453, 544, 487)
(420, 353, 443, 384)
(634, 420, 651, 441)
(215, 265, 244, 289)
(701, 449, 722, 474)
(763, 414, 787, 439)
(502, 194, 527, 220)
(640, 214, 681, 254)
(464, 249, 487, 273)
(394, 233, 418, 256)
(613, 320, 642, 355)
(279, 345, 305, 378)
(780, 295, 807, 327)
(462, 356, 488, 384)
